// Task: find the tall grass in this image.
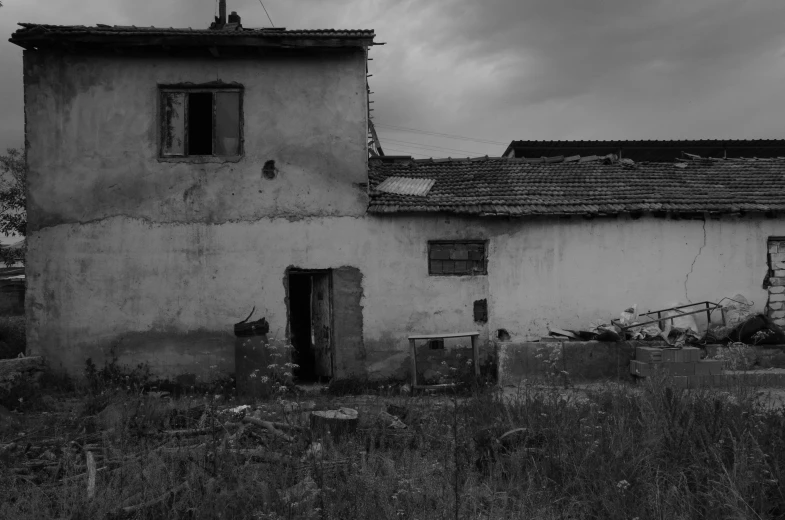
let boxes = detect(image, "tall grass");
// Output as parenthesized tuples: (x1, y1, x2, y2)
(1, 374, 784, 519)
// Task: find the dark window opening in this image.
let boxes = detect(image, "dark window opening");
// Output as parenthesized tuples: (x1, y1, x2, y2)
(497, 329, 511, 341)
(474, 299, 488, 323)
(428, 339, 445, 350)
(161, 88, 242, 158)
(429, 240, 487, 275)
(188, 93, 213, 155)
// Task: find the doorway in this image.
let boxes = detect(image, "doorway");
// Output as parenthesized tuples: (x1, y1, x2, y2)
(287, 270, 333, 382)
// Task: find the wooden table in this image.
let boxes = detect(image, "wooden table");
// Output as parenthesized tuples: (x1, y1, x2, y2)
(408, 332, 480, 389)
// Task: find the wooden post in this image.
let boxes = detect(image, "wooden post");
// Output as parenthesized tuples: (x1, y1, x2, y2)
(409, 338, 417, 387)
(471, 335, 480, 380)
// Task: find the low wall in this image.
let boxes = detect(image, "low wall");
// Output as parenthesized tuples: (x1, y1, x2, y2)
(496, 340, 669, 386)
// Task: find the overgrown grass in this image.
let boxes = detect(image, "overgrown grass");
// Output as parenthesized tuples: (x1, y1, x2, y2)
(1, 373, 784, 519)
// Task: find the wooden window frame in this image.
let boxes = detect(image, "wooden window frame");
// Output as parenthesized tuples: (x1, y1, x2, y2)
(158, 85, 244, 161)
(427, 240, 488, 276)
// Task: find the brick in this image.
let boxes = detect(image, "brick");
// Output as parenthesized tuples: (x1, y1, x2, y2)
(774, 261, 785, 270)
(769, 293, 785, 301)
(768, 302, 785, 311)
(770, 244, 779, 254)
(663, 361, 695, 376)
(776, 270, 785, 277)
(777, 241, 785, 251)
(770, 252, 785, 263)
(636, 347, 662, 363)
(774, 318, 785, 326)
(769, 277, 785, 286)
(770, 310, 785, 319)
(695, 360, 723, 376)
(770, 286, 785, 294)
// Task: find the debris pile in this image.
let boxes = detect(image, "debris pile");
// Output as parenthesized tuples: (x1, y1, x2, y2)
(0, 394, 420, 515)
(546, 294, 785, 348)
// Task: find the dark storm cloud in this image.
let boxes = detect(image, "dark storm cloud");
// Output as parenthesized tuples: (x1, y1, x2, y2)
(1, 0, 784, 157)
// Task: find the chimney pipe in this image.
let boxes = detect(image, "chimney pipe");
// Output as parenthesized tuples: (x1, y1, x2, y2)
(219, 0, 227, 25)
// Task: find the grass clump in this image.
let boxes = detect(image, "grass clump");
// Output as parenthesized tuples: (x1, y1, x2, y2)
(0, 371, 784, 519)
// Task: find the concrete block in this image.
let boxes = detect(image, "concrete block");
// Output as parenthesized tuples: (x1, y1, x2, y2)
(768, 302, 785, 311)
(661, 348, 700, 362)
(661, 348, 681, 362)
(769, 286, 785, 294)
(769, 277, 785, 286)
(497, 342, 562, 386)
(770, 244, 779, 254)
(770, 252, 785, 263)
(770, 310, 785, 319)
(662, 362, 695, 376)
(774, 261, 785, 270)
(629, 360, 652, 377)
(695, 360, 723, 376)
(769, 293, 785, 302)
(563, 341, 635, 381)
(636, 347, 663, 363)
(775, 270, 785, 277)
(777, 241, 785, 251)
(773, 318, 785, 326)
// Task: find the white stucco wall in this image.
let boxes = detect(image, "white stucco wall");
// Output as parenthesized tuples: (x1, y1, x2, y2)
(26, 211, 782, 379)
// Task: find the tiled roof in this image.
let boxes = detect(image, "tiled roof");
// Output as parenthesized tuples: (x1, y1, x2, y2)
(503, 139, 785, 162)
(368, 155, 785, 216)
(9, 23, 376, 48)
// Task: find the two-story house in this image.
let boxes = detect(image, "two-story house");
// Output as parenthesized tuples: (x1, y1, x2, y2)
(11, 5, 785, 385)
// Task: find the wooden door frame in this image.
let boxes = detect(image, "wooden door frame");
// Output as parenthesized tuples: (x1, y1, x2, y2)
(286, 268, 334, 378)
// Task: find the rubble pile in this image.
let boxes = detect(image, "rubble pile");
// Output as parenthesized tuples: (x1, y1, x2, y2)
(0, 395, 418, 516)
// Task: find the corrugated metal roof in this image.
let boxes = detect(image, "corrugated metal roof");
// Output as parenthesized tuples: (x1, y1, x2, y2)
(375, 176, 436, 197)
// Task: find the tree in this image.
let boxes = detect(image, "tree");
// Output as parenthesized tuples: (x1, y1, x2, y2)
(0, 148, 26, 266)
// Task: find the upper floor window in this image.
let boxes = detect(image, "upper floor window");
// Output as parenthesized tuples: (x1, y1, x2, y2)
(428, 240, 487, 275)
(160, 86, 243, 158)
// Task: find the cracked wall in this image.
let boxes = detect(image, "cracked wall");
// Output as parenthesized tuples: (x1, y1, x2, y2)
(22, 50, 369, 233)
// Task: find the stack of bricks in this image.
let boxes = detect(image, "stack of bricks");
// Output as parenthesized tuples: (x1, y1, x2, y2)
(630, 346, 725, 388)
(768, 240, 785, 327)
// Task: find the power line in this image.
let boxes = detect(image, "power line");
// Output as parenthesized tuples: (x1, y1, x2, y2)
(382, 146, 432, 158)
(258, 0, 275, 27)
(379, 137, 487, 156)
(375, 123, 507, 145)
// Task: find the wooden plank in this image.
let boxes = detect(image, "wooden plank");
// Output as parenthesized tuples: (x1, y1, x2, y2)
(408, 332, 479, 340)
(471, 335, 480, 379)
(409, 339, 417, 387)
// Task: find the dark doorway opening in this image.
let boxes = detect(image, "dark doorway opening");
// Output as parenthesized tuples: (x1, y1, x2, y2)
(287, 270, 333, 383)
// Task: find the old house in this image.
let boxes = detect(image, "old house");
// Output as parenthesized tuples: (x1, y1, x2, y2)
(10, 8, 785, 384)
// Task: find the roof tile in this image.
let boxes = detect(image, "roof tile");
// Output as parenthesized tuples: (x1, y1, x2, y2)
(368, 157, 785, 216)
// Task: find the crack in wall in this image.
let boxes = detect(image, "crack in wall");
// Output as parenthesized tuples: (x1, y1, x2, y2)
(684, 218, 707, 303)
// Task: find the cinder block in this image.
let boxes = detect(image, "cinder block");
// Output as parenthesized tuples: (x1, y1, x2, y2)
(774, 318, 785, 326)
(662, 361, 695, 376)
(770, 310, 785, 319)
(630, 360, 652, 377)
(636, 347, 662, 363)
(771, 252, 785, 263)
(769, 277, 785, 286)
(770, 293, 785, 302)
(661, 348, 681, 362)
(768, 302, 785, 311)
(770, 286, 785, 294)
(775, 270, 785, 277)
(661, 348, 700, 363)
(695, 360, 723, 376)
(770, 244, 779, 254)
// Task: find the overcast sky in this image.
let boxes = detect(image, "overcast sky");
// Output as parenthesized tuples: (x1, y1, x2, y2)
(2, 0, 785, 160)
